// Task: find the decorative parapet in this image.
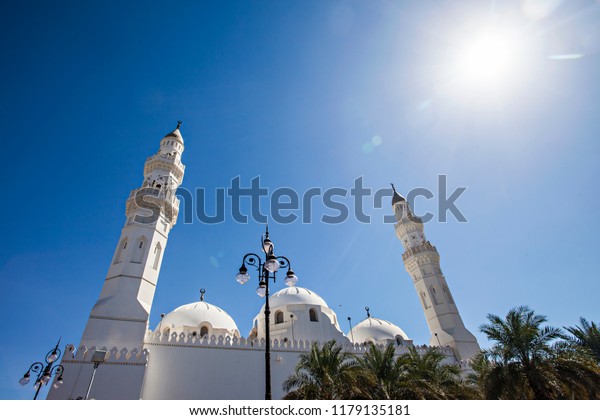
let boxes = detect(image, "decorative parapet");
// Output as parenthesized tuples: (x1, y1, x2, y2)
(125, 188, 180, 224)
(142, 331, 455, 358)
(402, 241, 437, 261)
(144, 155, 185, 181)
(60, 344, 149, 366)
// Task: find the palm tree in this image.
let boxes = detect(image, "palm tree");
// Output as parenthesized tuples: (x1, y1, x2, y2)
(565, 317, 600, 364)
(283, 340, 360, 399)
(357, 343, 478, 399)
(396, 346, 478, 399)
(356, 343, 401, 399)
(474, 306, 600, 399)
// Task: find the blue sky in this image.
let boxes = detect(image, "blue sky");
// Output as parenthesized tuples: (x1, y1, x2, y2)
(1, 0, 599, 400)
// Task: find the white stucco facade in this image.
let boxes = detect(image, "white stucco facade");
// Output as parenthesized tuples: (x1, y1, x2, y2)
(47, 125, 478, 400)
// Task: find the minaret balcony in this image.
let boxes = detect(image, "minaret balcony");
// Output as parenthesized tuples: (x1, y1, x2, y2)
(144, 155, 185, 180)
(125, 189, 181, 225)
(402, 241, 437, 260)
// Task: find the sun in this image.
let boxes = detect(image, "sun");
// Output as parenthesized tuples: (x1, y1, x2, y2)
(453, 27, 521, 91)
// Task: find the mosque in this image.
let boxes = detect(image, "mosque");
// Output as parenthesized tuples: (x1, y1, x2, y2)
(47, 124, 480, 400)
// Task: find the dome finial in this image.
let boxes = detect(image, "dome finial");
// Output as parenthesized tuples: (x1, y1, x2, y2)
(365, 306, 371, 318)
(177, 120, 182, 130)
(391, 183, 396, 193)
(200, 288, 206, 302)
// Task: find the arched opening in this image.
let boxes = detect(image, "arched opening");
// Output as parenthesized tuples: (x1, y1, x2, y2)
(275, 311, 284, 324)
(420, 291, 430, 309)
(152, 242, 162, 270)
(131, 236, 147, 263)
(200, 326, 209, 337)
(395, 335, 404, 346)
(113, 238, 128, 264)
(430, 286, 441, 305)
(309, 308, 318, 322)
(163, 328, 170, 337)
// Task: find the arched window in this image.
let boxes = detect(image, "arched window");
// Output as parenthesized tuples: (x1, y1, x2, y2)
(395, 335, 404, 346)
(113, 238, 128, 264)
(200, 326, 209, 337)
(131, 236, 147, 263)
(430, 286, 441, 305)
(309, 308, 318, 322)
(420, 291, 430, 309)
(152, 242, 162, 270)
(442, 285, 455, 304)
(163, 328, 170, 337)
(275, 311, 284, 324)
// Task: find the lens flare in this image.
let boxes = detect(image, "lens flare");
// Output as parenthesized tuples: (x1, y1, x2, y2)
(454, 29, 519, 89)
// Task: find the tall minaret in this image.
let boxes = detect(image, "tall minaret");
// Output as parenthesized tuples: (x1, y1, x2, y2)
(79, 123, 185, 350)
(392, 185, 479, 361)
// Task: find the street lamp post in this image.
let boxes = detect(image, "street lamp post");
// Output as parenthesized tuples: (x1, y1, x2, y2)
(19, 338, 65, 400)
(235, 226, 298, 400)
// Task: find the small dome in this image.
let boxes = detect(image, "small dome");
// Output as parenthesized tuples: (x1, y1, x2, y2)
(390, 183, 405, 205)
(163, 128, 183, 143)
(392, 191, 405, 205)
(162, 122, 184, 145)
(157, 301, 239, 338)
(350, 317, 410, 345)
(266, 286, 329, 309)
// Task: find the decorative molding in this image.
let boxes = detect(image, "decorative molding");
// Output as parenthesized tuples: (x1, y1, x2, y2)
(142, 331, 456, 357)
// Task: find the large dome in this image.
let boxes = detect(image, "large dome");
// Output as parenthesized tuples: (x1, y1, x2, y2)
(156, 301, 240, 338)
(350, 317, 411, 345)
(252, 286, 348, 345)
(264, 286, 329, 309)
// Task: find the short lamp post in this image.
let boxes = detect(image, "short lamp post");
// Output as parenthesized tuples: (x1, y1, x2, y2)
(235, 226, 298, 400)
(19, 338, 65, 400)
(85, 350, 107, 400)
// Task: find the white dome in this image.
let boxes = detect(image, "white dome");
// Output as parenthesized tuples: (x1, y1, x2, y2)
(263, 286, 329, 309)
(350, 317, 410, 345)
(157, 301, 239, 337)
(162, 127, 184, 144)
(252, 286, 349, 345)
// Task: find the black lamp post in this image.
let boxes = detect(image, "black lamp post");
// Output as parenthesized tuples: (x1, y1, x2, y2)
(235, 226, 298, 400)
(19, 338, 65, 400)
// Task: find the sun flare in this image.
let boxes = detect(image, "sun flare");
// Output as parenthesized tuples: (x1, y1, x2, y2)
(453, 28, 521, 91)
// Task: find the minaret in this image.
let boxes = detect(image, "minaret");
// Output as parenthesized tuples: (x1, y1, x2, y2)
(79, 123, 185, 350)
(392, 184, 479, 361)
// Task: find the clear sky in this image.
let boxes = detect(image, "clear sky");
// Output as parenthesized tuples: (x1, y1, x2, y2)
(1, 0, 599, 400)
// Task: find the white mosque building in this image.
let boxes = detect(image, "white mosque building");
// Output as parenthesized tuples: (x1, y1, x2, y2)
(47, 124, 480, 400)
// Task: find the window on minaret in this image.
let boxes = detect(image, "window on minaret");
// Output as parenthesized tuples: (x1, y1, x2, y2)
(420, 291, 430, 309)
(131, 237, 146, 263)
(275, 311, 284, 324)
(113, 238, 128, 264)
(309, 308, 319, 322)
(153, 242, 162, 270)
(442, 285, 455, 304)
(430, 287, 441, 305)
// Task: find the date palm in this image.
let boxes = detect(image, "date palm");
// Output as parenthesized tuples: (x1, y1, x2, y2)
(356, 343, 402, 399)
(283, 340, 360, 399)
(396, 346, 478, 399)
(475, 306, 600, 399)
(565, 317, 600, 364)
(358, 343, 478, 399)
